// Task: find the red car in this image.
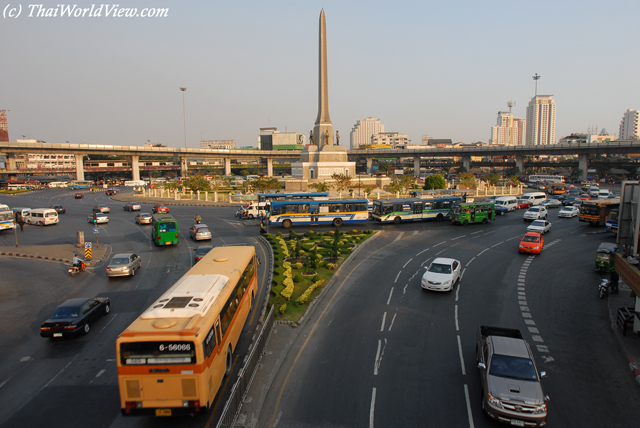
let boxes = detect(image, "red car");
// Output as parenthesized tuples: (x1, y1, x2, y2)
(152, 204, 169, 214)
(579, 194, 591, 200)
(74, 193, 84, 199)
(516, 199, 532, 209)
(518, 232, 544, 254)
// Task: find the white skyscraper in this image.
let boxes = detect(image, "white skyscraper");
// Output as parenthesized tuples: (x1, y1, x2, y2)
(490, 112, 526, 146)
(350, 118, 384, 149)
(526, 95, 556, 145)
(619, 109, 640, 140)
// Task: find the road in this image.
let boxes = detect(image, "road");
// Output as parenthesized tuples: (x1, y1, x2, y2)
(1, 189, 639, 428)
(0, 188, 270, 428)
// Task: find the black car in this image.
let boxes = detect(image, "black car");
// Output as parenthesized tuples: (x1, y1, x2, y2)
(40, 297, 110, 338)
(194, 245, 214, 263)
(562, 197, 580, 206)
(51, 205, 66, 214)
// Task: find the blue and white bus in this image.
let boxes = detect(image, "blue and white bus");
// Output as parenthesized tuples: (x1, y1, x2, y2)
(0, 210, 15, 231)
(268, 198, 369, 228)
(257, 192, 329, 203)
(371, 197, 461, 224)
(68, 180, 94, 190)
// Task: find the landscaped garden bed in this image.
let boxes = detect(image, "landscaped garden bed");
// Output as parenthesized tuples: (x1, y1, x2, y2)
(264, 228, 375, 322)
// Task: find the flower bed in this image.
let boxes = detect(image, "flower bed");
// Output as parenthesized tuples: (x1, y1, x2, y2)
(265, 228, 375, 322)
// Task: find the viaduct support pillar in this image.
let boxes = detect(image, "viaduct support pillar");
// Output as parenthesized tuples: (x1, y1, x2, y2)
(579, 154, 589, 182)
(224, 158, 231, 176)
(413, 157, 421, 177)
(515, 155, 524, 174)
(366, 158, 373, 175)
(131, 155, 140, 181)
(180, 156, 188, 178)
(266, 158, 273, 177)
(75, 154, 85, 181)
(462, 156, 471, 173)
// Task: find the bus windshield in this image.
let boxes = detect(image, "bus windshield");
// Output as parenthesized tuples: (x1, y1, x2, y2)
(120, 341, 196, 365)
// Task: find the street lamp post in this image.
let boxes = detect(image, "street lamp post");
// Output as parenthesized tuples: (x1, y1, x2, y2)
(180, 87, 187, 149)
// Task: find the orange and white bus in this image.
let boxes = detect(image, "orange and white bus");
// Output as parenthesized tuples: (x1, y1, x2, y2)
(116, 246, 258, 417)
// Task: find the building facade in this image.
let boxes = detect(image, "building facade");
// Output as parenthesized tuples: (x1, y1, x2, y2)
(619, 109, 640, 140)
(350, 118, 384, 149)
(258, 128, 305, 150)
(371, 132, 409, 148)
(490, 111, 526, 146)
(201, 140, 236, 150)
(526, 95, 556, 145)
(0, 110, 8, 142)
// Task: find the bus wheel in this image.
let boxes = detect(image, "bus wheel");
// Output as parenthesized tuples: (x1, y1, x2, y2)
(249, 214, 254, 219)
(283, 219, 292, 228)
(462, 219, 469, 226)
(225, 347, 232, 376)
(333, 218, 343, 227)
(482, 218, 488, 224)
(436, 214, 444, 221)
(393, 217, 401, 224)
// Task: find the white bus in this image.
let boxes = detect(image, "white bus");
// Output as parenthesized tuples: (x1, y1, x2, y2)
(0, 210, 15, 231)
(528, 175, 565, 184)
(124, 180, 146, 187)
(48, 182, 68, 188)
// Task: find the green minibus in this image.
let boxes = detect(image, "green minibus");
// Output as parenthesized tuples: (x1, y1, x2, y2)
(151, 214, 179, 246)
(449, 202, 495, 225)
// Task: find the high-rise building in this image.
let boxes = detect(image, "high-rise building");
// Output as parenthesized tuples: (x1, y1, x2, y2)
(258, 128, 305, 150)
(526, 95, 556, 145)
(350, 118, 384, 149)
(490, 112, 527, 146)
(0, 110, 8, 142)
(371, 132, 408, 148)
(619, 109, 640, 140)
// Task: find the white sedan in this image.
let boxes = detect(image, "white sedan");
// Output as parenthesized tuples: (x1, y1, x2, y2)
(421, 257, 462, 292)
(558, 206, 580, 218)
(527, 220, 551, 234)
(88, 213, 109, 224)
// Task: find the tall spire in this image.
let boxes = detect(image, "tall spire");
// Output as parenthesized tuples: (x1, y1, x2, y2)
(315, 9, 332, 145)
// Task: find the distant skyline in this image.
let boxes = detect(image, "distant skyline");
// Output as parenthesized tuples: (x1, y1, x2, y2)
(1, 1, 638, 148)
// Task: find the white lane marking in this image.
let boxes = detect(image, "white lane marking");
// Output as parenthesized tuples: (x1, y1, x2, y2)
(166, 265, 171, 274)
(394, 271, 401, 283)
(387, 288, 394, 305)
(388, 312, 397, 331)
(451, 242, 460, 247)
(435, 249, 445, 255)
(455, 305, 459, 331)
(464, 384, 475, 428)
(403, 283, 409, 295)
(0, 379, 8, 390)
(413, 230, 419, 235)
(452, 235, 466, 240)
(370, 387, 377, 428)
(491, 241, 503, 248)
(394, 232, 404, 242)
(421, 257, 432, 267)
(466, 257, 476, 266)
(380, 312, 387, 332)
(95, 369, 106, 378)
(433, 241, 446, 247)
(416, 248, 430, 256)
(403, 258, 413, 269)
(477, 248, 489, 256)
(455, 280, 461, 302)
(471, 230, 483, 235)
(457, 335, 466, 376)
(42, 353, 80, 391)
(373, 338, 387, 375)
(99, 313, 117, 333)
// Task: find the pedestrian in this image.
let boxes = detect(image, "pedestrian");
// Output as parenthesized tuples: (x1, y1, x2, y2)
(16, 213, 25, 232)
(610, 269, 619, 294)
(260, 219, 266, 234)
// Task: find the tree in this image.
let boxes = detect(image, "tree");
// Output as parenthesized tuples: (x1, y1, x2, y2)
(484, 172, 502, 186)
(253, 177, 281, 193)
(508, 175, 521, 186)
(377, 162, 390, 175)
(458, 173, 477, 189)
(208, 172, 229, 192)
(398, 175, 416, 194)
(331, 173, 352, 195)
(423, 174, 446, 190)
(384, 181, 403, 194)
(183, 174, 211, 192)
(310, 182, 330, 192)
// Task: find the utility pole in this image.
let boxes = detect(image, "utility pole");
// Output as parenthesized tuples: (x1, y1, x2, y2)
(180, 87, 187, 149)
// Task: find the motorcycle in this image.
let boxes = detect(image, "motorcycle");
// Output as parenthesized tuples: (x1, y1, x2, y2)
(68, 261, 86, 277)
(195, 215, 202, 224)
(598, 278, 610, 299)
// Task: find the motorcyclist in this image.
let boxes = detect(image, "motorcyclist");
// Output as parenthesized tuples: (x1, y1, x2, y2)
(195, 213, 202, 224)
(72, 254, 84, 271)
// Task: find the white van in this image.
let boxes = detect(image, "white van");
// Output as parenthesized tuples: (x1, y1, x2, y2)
(12, 207, 31, 219)
(519, 192, 547, 206)
(495, 196, 518, 212)
(589, 186, 600, 198)
(0, 204, 10, 211)
(25, 208, 59, 225)
(244, 202, 270, 219)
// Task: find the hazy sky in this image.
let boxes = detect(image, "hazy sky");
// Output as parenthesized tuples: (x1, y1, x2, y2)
(2, 0, 638, 148)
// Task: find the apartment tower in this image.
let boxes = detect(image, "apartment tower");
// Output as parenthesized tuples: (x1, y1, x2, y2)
(350, 118, 384, 149)
(525, 95, 556, 145)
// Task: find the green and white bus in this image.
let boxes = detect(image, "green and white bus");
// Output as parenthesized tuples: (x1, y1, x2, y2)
(449, 202, 495, 225)
(151, 214, 179, 246)
(371, 197, 461, 224)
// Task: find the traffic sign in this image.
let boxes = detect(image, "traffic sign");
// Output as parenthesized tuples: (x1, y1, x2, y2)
(93, 228, 99, 234)
(85, 242, 92, 249)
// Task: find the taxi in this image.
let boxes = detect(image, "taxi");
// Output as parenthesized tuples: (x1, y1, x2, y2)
(518, 231, 544, 254)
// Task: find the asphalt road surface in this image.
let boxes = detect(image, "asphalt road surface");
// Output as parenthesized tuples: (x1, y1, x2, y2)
(1, 189, 639, 428)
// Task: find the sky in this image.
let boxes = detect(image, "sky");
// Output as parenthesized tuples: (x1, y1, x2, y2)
(2, 0, 639, 148)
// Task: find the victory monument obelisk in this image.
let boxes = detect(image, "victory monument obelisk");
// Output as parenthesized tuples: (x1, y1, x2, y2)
(290, 9, 355, 184)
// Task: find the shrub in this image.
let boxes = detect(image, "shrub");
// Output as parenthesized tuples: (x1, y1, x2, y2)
(305, 230, 316, 236)
(312, 275, 321, 282)
(276, 232, 283, 237)
(281, 277, 294, 300)
(293, 273, 304, 283)
(326, 263, 336, 270)
(295, 262, 303, 270)
(295, 279, 325, 305)
(279, 303, 287, 314)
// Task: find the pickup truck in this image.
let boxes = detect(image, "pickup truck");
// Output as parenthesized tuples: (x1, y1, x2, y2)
(476, 325, 549, 427)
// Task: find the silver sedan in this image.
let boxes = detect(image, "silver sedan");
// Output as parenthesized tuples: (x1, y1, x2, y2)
(106, 253, 141, 277)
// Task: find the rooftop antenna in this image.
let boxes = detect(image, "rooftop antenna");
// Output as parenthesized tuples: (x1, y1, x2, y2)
(507, 100, 515, 114)
(532, 73, 541, 97)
